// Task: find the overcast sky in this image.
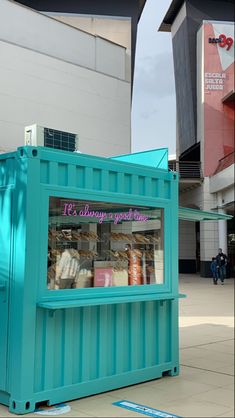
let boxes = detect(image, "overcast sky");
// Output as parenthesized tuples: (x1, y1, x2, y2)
(131, 0, 176, 155)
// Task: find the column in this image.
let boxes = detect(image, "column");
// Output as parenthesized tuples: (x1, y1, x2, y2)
(218, 193, 228, 255)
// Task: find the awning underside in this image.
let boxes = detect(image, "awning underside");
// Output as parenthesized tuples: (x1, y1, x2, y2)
(179, 207, 233, 222)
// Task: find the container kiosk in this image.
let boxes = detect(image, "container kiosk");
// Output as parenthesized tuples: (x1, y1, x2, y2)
(0, 146, 231, 414)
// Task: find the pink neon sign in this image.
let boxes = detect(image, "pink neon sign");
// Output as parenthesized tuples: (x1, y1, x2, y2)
(62, 203, 149, 224)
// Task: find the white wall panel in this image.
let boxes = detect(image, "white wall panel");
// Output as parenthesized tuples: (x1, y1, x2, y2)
(179, 220, 196, 259)
(0, 0, 95, 70)
(0, 0, 128, 81)
(209, 165, 235, 193)
(200, 221, 219, 261)
(0, 41, 131, 157)
(49, 15, 131, 50)
(96, 37, 126, 80)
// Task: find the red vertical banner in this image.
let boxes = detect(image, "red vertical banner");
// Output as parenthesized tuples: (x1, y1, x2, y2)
(203, 22, 234, 176)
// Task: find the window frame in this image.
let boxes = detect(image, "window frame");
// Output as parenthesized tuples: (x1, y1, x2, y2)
(37, 188, 172, 301)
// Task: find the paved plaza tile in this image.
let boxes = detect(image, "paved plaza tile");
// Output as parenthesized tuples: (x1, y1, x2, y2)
(0, 274, 234, 417)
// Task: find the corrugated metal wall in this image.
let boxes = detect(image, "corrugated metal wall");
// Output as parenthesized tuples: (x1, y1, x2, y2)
(0, 148, 178, 414)
(34, 300, 172, 392)
(39, 157, 172, 200)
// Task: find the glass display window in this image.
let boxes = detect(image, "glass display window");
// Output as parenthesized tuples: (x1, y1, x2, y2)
(47, 197, 164, 290)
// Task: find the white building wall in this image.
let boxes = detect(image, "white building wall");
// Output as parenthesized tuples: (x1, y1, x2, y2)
(47, 14, 132, 49)
(179, 220, 196, 260)
(209, 164, 235, 195)
(95, 37, 126, 80)
(0, 1, 131, 156)
(0, 0, 128, 81)
(0, 41, 131, 156)
(47, 14, 132, 82)
(200, 221, 219, 261)
(179, 179, 219, 265)
(200, 178, 224, 262)
(209, 165, 235, 255)
(179, 173, 233, 272)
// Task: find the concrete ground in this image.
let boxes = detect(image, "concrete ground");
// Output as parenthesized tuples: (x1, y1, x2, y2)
(0, 274, 234, 417)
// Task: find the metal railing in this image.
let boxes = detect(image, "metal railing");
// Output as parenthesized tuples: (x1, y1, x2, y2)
(168, 161, 202, 179)
(214, 151, 235, 174)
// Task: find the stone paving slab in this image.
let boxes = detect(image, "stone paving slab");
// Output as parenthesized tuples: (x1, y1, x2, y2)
(0, 274, 234, 417)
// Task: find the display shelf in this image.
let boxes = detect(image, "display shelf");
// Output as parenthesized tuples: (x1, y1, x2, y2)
(110, 240, 156, 243)
(38, 293, 186, 310)
(49, 236, 159, 245)
(48, 239, 100, 244)
(133, 242, 155, 245)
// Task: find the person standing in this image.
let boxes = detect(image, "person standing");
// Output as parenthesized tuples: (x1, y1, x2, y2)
(216, 248, 228, 284)
(210, 257, 218, 284)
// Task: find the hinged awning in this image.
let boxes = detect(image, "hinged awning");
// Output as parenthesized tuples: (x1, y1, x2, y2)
(110, 148, 169, 170)
(179, 207, 233, 222)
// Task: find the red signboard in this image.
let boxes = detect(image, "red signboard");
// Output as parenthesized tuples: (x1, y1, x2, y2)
(201, 22, 235, 176)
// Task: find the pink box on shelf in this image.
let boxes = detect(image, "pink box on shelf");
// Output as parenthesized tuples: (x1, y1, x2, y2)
(94, 267, 113, 287)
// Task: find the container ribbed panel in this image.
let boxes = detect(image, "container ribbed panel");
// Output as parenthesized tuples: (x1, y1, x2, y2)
(39, 159, 172, 200)
(0, 147, 178, 414)
(0, 158, 15, 187)
(34, 300, 172, 391)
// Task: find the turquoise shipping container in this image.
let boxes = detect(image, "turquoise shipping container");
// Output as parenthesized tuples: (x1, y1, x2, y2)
(0, 146, 182, 415)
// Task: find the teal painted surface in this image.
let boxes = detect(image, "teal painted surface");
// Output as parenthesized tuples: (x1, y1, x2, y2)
(0, 155, 16, 392)
(0, 147, 179, 414)
(37, 293, 185, 309)
(33, 301, 175, 393)
(179, 206, 233, 221)
(0, 188, 11, 391)
(111, 148, 169, 170)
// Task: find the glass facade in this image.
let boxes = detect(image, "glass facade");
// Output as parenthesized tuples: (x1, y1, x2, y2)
(47, 197, 164, 290)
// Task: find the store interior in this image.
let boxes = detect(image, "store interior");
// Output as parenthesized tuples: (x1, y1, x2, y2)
(47, 197, 164, 290)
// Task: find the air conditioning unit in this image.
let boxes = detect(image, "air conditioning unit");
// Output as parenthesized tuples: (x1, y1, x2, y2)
(24, 124, 79, 152)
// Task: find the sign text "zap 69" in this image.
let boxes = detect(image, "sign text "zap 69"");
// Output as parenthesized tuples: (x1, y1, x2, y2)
(209, 34, 233, 51)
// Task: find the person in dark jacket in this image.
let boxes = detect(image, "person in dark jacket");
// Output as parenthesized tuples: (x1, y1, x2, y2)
(216, 248, 228, 284)
(210, 257, 218, 284)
